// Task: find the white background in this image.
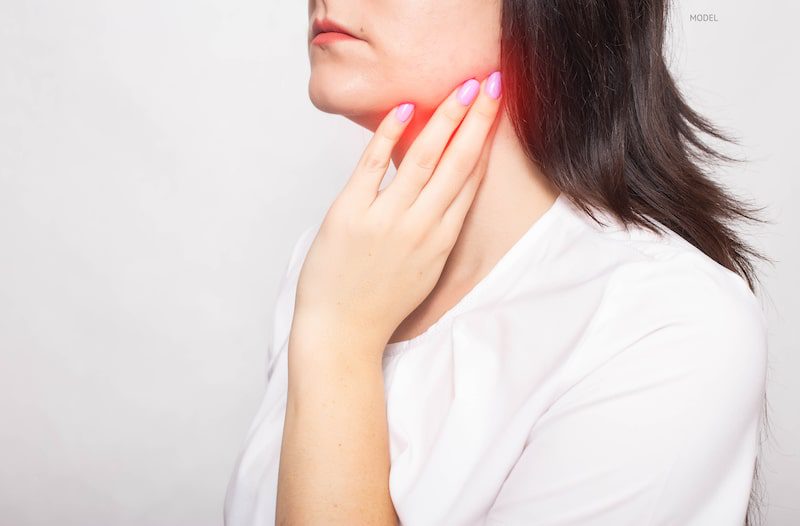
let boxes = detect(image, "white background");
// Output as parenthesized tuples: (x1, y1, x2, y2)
(1, 1, 797, 524)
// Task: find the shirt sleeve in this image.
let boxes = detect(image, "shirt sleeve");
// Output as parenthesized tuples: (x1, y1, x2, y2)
(264, 223, 319, 385)
(484, 257, 769, 526)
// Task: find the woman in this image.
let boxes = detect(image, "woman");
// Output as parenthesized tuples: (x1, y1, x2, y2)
(225, 0, 771, 524)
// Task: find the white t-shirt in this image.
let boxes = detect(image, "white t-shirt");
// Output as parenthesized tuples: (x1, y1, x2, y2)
(224, 191, 768, 526)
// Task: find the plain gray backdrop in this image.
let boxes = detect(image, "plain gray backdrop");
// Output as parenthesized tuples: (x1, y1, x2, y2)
(1, 0, 797, 524)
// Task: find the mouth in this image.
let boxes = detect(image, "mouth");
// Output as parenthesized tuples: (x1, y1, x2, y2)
(310, 18, 360, 43)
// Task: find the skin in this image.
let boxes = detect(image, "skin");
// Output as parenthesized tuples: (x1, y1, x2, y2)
(306, 0, 560, 343)
(274, 2, 561, 524)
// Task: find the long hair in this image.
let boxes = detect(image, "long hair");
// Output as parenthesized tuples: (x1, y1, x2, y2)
(499, 0, 774, 523)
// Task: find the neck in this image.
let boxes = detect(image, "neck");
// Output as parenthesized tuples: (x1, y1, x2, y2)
(388, 108, 561, 287)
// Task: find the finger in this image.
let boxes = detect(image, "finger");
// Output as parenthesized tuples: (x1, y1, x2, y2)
(411, 71, 502, 221)
(438, 108, 498, 242)
(377, 77, 482, 211)
(344, 102, 415, 204)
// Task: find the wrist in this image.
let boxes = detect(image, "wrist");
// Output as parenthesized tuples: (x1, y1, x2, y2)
(288, 308, 391, 365)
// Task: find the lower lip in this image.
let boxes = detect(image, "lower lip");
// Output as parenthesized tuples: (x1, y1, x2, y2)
(311, 32, 358, 45)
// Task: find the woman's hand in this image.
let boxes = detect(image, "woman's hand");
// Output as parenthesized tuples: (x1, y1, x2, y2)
(278, 73, 502, 524)
(293, 71, 503, 358)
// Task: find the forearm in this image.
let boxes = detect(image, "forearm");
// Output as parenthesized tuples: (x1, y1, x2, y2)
(275, 317, 397, 525)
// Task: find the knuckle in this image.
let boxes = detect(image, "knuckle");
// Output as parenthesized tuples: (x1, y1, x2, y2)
(400, 216, 430, 250)
(435, 225, 458, 253)
(364, 207, 392, 235)
(448, 147, 475, 174)
(395, 217, 417, 242)
(442, 103, 465, 124)
(361, 152, 388, 173)
(472, 100, 498, 122)
(412, 150, 439, 172)
(438, 140, 474, 174)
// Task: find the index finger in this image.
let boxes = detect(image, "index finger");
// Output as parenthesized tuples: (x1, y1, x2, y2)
(343, 102, 416, 205)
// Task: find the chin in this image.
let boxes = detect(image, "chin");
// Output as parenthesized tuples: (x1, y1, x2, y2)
(307, 78, 344, 115)
(307, 75, 387, 130)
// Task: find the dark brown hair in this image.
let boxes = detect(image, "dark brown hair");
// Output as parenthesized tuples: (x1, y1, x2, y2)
(499, 0, 773, 523)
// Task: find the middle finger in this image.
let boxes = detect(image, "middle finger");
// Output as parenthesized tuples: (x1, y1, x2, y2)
(378, 77, 482, 210)
(411, 71, 502, 220)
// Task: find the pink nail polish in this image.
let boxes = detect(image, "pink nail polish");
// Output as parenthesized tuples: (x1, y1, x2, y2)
(456, 79, 480, 106)
(395, 103, 414, 122)
(486, 71, 502, 100)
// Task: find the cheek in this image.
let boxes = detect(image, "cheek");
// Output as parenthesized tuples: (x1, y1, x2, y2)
(374, 1, 501, 108)
(382, 35, 499, 110)
(307, 0, 501, 121)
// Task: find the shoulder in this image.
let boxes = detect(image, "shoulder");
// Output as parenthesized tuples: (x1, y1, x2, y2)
(551, 205, 770, 391)
(568, 243, 769, 408)
(568, 208, 768, 346)
(598, 247, 766, 344)
(487, 244, 768, 524)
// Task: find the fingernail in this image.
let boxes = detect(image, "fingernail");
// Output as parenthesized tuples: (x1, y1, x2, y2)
(456, 78, 480, 106)
(486, 71, 502, 99)
(395, 102, 414, 123)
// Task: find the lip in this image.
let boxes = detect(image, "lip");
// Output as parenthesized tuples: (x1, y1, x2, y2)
(311, 32, 359, 46)
(310, 18, 360, 42)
